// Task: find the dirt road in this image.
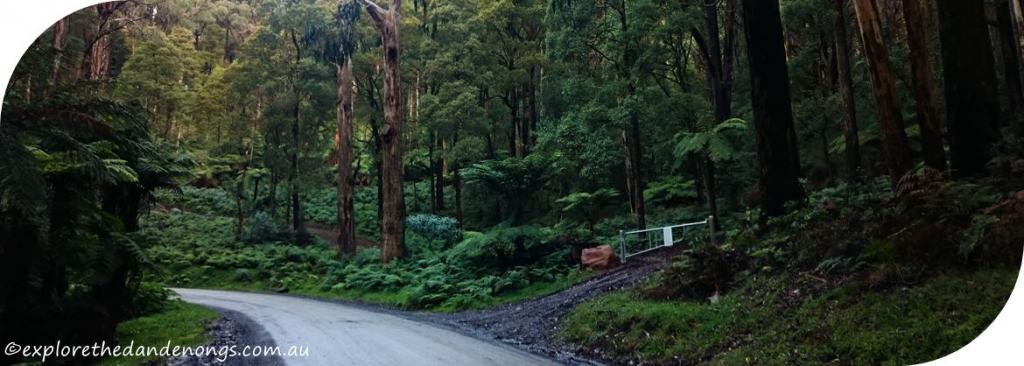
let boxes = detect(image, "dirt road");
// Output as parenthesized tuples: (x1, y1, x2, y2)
(173, 288, 559, 366)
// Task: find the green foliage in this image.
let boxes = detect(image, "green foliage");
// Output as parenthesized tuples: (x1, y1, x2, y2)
(555, 188, 619, 232)
(643, 177, 698, 207)
(674, 118, 748, 162)
(446, 225, 556, 272)
(243, 211, 285, 243)
(405, 213, 461, 245)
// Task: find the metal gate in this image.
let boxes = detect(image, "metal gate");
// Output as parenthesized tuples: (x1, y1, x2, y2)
(619, 216, 715, 262)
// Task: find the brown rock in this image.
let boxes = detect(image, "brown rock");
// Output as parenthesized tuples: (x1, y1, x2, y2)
(581, 245, 619, 270)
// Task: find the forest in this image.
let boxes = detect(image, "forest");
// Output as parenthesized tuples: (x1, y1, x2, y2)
(1, 0, 1023, 365)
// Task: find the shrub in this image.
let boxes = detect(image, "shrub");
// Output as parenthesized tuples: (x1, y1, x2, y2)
(243, 211, 284, 243)
(446, 225, 554, 272)
(406, 214, 461, 244)
(129, 282, 171, 317)
(644, 244, 748, 300)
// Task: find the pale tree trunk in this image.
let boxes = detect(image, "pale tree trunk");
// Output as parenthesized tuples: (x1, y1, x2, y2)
(902, 0, 948, 171)
(85, 3, 119, 81)
(46, 16, 69, 99)
(358, 0, 406, 263)
(833, 0, 863, 179)
(336, 60, 357, 256)
(852, 0, 914, 185)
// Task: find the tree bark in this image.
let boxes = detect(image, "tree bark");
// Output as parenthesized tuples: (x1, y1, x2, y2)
(359, 0, 406, 263)
(336, 60, 356, 256)
(433, 139, 445, 212)
(288, 30, 307, 244)
(833, 0, 863, 180)
(852, 0, 914, 185)
(690, 0, 735, 224)
(1011, 0, 1024, 72)
(902, 0, 948, 171)
(741, 0, 805, 217)
(46, 16, 69, 99)
(998, 0, 1024, 123)
(935, 0, 1002, 177)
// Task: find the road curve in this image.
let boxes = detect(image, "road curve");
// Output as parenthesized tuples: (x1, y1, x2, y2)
(173, 288, 560, 366)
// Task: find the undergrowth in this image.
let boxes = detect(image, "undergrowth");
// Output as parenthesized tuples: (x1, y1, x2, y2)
(139, 190, 583, 311)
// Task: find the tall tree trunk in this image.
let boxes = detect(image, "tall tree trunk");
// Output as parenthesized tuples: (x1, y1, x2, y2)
(359, 0, 406, 263)
(615, 2, 646, 230)
(852, 0, 914, 185)
(622, 120, 645, 230)
(289, 30, 307, 244)
(998, 0, 1024, 123)
(936, 0, 1002, 177)
(691, 0, 735, 225)
(453, 163, 463, 227)
(833, 0, 863, 179)
(46, 16, 69, 99)
(526, 66, 540, 148)
(741, 0, 805, 217)
(336, 60, 356, 256)
(902, 0, 948, 171)
(433, 139, 445, 212)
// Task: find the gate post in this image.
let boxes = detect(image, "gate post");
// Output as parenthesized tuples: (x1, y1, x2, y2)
(708, 215, 716, 246)
(619, 230, 626, 263)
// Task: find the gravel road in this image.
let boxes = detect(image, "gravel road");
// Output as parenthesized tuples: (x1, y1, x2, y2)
(173, 288, 560, 366)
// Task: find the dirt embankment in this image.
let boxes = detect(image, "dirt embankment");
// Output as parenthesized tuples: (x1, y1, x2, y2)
(431, 248, 683, 365)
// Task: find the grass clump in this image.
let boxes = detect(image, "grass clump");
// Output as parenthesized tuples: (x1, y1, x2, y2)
(98, 301, 219, 366)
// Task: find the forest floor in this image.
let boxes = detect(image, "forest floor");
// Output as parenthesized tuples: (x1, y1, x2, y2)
(304, 223, 379, 249)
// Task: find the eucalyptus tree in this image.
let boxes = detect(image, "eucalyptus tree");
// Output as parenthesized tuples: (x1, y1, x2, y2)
(935, 0, 1002, 177)
(351, 0, 406, 262)
(740, 0, 805, 217)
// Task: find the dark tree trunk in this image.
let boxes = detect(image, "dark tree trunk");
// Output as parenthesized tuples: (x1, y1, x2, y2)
(936, 0, 1002, 177)
(453, 163, 463, 227)
(853, 0, 914, 185)
(616, 2, 646, 230)
(833, 0, 863, 180)
(690, 0, 735, 224)
(998, 0, 1024, 122)
(336, 60, 356, 256)
(741, 0, 805, 217)
(902, 0, 948, 171)
(433, 139, 445, 212)
(526, 66, 540, 148)
(289, 30, 307, 245)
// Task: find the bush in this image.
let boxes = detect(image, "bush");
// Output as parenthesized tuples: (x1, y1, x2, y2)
(129, 282, 171, 317)
(447, 225, 554, 272)
(644, 244, 748, 300)
(406, 214, 461, 245)
(243, 211, 284, 243)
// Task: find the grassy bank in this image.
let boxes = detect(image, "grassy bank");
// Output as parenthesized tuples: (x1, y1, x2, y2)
(98, 301, 219, 366)
(561, 268, 1017, 365)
